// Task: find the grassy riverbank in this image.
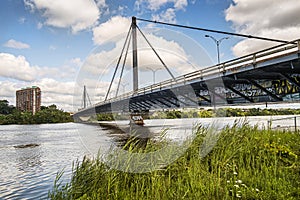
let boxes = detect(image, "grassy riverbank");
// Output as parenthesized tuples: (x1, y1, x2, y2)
(49, 123, 300, 199)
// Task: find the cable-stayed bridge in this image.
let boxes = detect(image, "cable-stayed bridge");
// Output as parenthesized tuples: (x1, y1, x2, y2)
(73, 17, 300, 121)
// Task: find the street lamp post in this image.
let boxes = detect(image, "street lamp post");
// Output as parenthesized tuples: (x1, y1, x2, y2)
(205, 35, 230, 64)
(120, 82, 129, 94)
(205, 35, 229, 112)
(146, 67, 162, 84)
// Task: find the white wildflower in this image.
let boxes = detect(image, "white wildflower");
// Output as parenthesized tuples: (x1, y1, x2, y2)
(236, 180, 242, 184)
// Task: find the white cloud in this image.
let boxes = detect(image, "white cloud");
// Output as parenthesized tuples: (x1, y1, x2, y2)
(0, 53, 79, 82)
(134, 32, 196, 75)
(0, 53, 37, 81)
(92, 16, 131, 45)
(0, 81, 19, 109)
(0, 79, 76, 111)
(135, 0, 187, 22)
(75, 25, 205, 106)
(174, 0, 188, 10)
(37, 78, 75, 95)
(69, 57, 83, 67)
(225, 0, 300, 56)
(231, 27, 300, 56)
(0, 78, 75, 111)
(0, 51, 82, 111)
(4, 39, 30, 49)
(49, 45, 56, 51)
(82, 51, 116, 75)
(18, 17, 26, 24)
(83, 29, 201, 91)
(37, 22, 43, 29)
(91, 15, 197, 75)
(152, 8, 176, 23)
(24, 0, 35, 12)
(94, 0, 110, 16)
(24, 0, 101, 33)
(95, 0, 107, 7)
(118, 6, 126, 13)
(0, 81, 19, 98)
(135, 0, 187, 11)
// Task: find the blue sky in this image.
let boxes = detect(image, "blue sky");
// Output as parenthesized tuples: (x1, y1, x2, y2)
(1, 0, 300, 111)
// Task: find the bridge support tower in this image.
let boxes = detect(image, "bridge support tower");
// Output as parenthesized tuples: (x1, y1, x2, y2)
(132, 17, 138, 92)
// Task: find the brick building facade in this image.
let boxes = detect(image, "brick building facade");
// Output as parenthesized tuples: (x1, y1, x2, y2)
(16, 86, 41, 114)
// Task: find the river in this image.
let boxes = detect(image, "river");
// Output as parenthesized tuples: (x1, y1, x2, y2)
(0, 115, 298, 199)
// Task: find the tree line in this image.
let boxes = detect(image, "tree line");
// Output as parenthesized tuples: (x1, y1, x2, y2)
(94, 107, 300, 121)
(151, 107, 300, 119)
(0, 100, 73, 125)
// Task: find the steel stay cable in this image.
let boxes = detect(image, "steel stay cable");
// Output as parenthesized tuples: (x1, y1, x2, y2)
(136, 25, 176, 80)
(135, 17, 292, 44)
(116, 34, 132, 97)
(105, 26, 132, 101)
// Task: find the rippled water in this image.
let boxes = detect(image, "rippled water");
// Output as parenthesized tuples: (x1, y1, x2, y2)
(0, 119, 202, 199)
(0, 123, 113, 200)
(0, 116, 296, 199)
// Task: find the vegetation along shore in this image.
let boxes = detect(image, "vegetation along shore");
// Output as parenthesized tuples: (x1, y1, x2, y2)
(97, 107, 300, 121)
(0, 100, 73, 125)
(49, 122, 300, 199)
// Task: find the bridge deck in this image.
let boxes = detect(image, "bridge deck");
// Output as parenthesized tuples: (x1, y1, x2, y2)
(74, 39, 300, 118)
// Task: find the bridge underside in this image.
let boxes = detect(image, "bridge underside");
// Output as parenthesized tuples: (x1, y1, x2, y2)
(74, 49, 300, 120)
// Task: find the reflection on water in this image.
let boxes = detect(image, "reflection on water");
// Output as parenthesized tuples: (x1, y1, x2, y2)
(15, 145, 42, 172)
(0, 123, 91, 200)
(0, 119, 200, 199)
(98, 122, 158, 146)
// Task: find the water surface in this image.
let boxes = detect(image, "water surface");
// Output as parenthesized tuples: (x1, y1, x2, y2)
(0, 116, 297, 199)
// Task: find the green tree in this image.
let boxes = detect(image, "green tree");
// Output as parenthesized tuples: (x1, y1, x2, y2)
(20, 112, 34, 124)
(33, 105, 73, 124)
(0, 100, 73, 124)
(0, 100, 15, 115)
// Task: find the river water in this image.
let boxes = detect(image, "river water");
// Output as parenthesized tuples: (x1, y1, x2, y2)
(0, 116, 298, 199)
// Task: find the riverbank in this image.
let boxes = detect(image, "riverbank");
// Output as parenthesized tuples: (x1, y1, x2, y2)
(49, 123, 300, 199)
(0, 105, 73, 125)
(96, 107, 300, 121)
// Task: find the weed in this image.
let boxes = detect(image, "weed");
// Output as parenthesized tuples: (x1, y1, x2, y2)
(49, 123, 300, 199)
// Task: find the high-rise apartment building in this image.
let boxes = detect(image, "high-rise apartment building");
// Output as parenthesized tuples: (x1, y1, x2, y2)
(16, 86, 41, 114)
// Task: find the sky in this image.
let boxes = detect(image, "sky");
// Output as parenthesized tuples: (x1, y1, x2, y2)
(1, 0, 300, 111)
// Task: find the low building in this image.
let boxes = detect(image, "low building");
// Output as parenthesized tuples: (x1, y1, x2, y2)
(16, 86, 41, 114)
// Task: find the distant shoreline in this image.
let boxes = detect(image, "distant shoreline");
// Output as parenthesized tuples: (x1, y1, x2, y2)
(0, 104, 73, 125)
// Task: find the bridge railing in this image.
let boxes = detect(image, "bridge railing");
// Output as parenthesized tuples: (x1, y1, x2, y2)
(219, 40, 299, 74)
(268, 115, 300, 132)
(87, 39, 300, 110)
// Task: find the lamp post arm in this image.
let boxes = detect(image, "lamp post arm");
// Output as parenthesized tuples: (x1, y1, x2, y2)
(205, 35, 230, 64)
(146, 67, 162, 84)
(205, 35, 217, 44)
(219, 37, 230, 44)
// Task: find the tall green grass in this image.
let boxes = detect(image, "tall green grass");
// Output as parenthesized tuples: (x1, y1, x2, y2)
(49, 122, 300, 199)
